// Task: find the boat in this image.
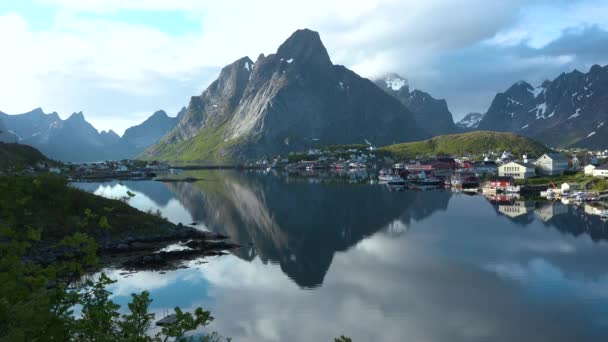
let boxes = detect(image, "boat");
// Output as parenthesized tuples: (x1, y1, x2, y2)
(418, 177, 442, 186)
(387, 178, 406, 186)
(601, 210, 608, 220)
(503, 185, 521, 194)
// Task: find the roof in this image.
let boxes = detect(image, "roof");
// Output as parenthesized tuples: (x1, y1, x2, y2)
(596, 163, 608, 170)
(540, 153, 568, 162)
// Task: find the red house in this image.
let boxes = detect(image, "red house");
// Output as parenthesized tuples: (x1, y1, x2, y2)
(488, 176, 514, 189)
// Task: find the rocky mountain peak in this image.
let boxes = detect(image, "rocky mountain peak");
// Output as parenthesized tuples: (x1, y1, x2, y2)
(382, 73, 409, 92)
(150, 110, 169, 119)
(373, 73, 455, 136)
(67, 111, 85, 122)
(276, 29, 331, 67)
(456, 112, 484, 129)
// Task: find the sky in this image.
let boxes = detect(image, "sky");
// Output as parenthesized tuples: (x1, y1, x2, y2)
(1, 0, 608, 135)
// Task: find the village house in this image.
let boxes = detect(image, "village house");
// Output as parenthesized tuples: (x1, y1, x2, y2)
(561, 182, 581, 194)
(592, 164, 608, 178)
(405, 162, 433, 172)
(467, 160, 498, 176)
(534, 153, 569, 176)
(498, 161, 536, 179)
(584, 164, 596, 175)
(487, 176, 514, 190)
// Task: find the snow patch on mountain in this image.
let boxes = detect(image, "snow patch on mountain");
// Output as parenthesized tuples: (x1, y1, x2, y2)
(530, 102, 547, 119)
(385, 77, 407, 91)
(568, 108, 582, 120)
(530, 86, 545, 98)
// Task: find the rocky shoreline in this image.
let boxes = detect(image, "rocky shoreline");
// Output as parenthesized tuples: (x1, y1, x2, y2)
(30, 223, 240, 271)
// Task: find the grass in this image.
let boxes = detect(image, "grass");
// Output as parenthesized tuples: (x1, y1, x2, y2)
(0, 174, 174, 243)
(139, 122, 247, 164)
(378, 131, 550, 159)
(516, 171, 608, 191)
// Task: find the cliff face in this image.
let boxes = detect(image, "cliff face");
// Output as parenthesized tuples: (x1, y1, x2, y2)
(477, 65, 608, 147)
(143, 29, 427, 162)
(375, 74, 457, 136)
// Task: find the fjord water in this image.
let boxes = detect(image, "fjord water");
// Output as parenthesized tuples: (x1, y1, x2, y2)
(74, 171, 608, 341)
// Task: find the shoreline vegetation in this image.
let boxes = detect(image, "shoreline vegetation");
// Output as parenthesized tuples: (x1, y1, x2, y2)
(0, 173, 240, 340)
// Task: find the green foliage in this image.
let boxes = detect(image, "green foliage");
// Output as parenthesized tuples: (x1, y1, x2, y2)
(379, 131, 550, 159)
(0, 174, 170, 241)
(0, 143, 58, 171)
(119, 291, 155, 341)
(0, 174, 229, 341)
(335, 336, 353, 342)
(141, 122, 245, 163)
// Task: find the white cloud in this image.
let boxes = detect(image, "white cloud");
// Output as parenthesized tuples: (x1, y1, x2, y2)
(1, 0, 607, 129)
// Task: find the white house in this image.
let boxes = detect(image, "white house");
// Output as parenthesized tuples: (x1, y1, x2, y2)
(498, 201, 534, 218)
(534, 153, 569, 176)
(592, 164, 608, 178)
(584, 164, 596, 175)
(498, 161, 536, 179)
(561, 182, 581, 193)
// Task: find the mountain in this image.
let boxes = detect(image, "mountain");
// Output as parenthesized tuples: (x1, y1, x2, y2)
(143, 29, 427, 162)
(477, 64, 608, 147)
(0, 117, 17, 142)
(113, 109, 182, 159)
(455, 112, 484, 130)
(99, 130, 120, 145)
(374, 74, 457, 136)
(0, 109, 109, 162)
(0, 108, 182, 162)
(378, 131, 550, 159)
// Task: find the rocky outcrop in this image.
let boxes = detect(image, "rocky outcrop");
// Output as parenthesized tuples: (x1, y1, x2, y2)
(477, 65, 608, 147)
(374, 74, 457, 136)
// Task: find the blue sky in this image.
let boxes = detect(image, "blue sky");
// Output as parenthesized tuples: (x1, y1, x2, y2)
(0, 0, 607, 134)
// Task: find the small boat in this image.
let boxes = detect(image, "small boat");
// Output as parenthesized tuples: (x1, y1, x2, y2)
(379, 174, 405, 184)
(600, 210, 608, 220)
(503, 185, 521, 194)
(387, 178, 406, 186)
(418, 177, 442, 186)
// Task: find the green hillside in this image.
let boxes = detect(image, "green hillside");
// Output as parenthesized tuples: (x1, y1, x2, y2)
(379, 131, 550, 159)
(0, 143, 57, 170)
(139, 123, 246, 164)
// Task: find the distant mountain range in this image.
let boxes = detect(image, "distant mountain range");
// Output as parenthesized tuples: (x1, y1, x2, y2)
(2, 29, 608, 163)
(374, 74, 457, 136)
(0, 108, 181, 162)
(142, 29, 427, 162)
(477, 64, 608, 148)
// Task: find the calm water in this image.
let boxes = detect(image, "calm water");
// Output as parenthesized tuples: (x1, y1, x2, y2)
(74, 170, 608, 341)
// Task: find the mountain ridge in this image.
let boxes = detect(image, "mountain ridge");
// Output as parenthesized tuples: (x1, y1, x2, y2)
(373, 73, 457, 136)
(143, 29, 427, 162)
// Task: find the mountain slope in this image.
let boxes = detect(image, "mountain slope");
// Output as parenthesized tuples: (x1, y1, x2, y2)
(143, 29, 427, 162)
(0, 117, 17, 142)
(477, 65, 608, 147)
(112, 110, 181, 159)
(0, 143, 56, 170)
(379, 131, 550, 159)
(456, 112, 484, 130)
(374, 74, 457, 136)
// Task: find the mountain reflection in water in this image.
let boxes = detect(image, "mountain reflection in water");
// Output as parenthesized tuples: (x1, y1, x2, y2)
(73, 171, 608, 342)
